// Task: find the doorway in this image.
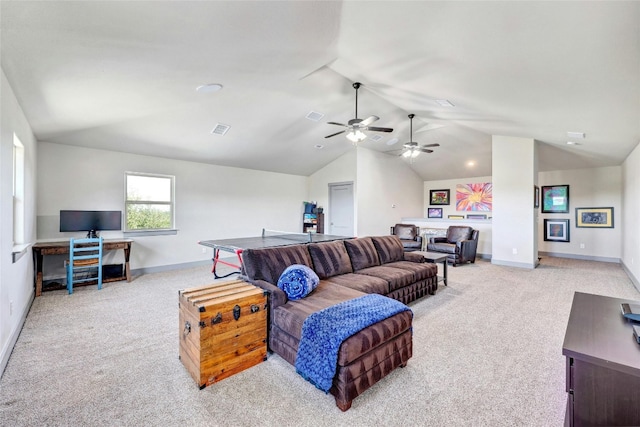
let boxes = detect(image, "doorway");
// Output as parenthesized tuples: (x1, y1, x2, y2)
(328, 182, 354, 236)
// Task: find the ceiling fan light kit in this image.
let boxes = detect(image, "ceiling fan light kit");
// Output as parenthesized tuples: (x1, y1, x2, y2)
(325, 82, 393, 144)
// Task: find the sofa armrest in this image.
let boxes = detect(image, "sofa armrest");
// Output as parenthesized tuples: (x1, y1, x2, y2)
(239, 276, 287, 309)
(403, 252, 425, 263)
(415, 235, 423, 245)
(429, 236, 447, 244)
(456, 239, 479, 260)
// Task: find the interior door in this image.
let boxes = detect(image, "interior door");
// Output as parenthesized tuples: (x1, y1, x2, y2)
(329, 182, 354, 237)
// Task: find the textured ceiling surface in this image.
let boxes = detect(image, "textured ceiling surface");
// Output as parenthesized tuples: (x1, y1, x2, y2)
(1, 1, 639, 180)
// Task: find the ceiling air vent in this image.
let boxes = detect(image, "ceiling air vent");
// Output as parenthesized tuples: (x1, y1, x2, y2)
(368, 134, 383, 142)
(306, 111, 324, 122)
(211, 123, 230, 136)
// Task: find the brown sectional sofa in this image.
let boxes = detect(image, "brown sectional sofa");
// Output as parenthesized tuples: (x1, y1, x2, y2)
(240, 235, 438, 411)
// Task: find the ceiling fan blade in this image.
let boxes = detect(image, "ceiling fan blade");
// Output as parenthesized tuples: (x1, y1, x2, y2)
(327, 121, 348, 127)
(367, 126, 393, 133)
(358, 115, 379, 127)
(419, 148, 434, 153)
(325, 130, 346, 138)
(422, 143, 440, 148)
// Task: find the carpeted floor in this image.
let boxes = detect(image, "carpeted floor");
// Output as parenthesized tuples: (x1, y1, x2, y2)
(1, 257, 638, 426)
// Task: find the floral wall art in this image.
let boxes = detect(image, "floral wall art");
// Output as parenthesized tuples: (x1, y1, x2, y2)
(456, 183, 493, 211)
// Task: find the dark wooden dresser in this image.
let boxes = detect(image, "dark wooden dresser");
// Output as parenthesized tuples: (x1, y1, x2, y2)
(562, 292, 640, 426)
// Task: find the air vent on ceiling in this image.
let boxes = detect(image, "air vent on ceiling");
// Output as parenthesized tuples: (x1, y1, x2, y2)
(211, 123, 230, 136)
(567, 131, 585, 139)
(306, 111, 324, 122)
(368, 134, 383, 142)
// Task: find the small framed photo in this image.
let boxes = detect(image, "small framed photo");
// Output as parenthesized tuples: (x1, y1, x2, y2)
(467, 214, 487, 220)
(534, 185, 540, 208)
(448, 215, 464, 220)
(575, 207, 614, 228)
(541, 185, 569, 213)
(544, 219, 570, 242)
(430, 189, 450, 205)
(427, 208, 443, 218)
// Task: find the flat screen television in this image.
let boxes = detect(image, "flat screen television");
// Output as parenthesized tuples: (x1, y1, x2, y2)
(60, 210, 122, 238)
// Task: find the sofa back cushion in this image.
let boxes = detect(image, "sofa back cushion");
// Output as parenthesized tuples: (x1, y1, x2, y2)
(241, 244, 313, 285)
(447, 226, 473, 243)
(371, 235, 405, 264)
(344, 237, 381, 271)
(308, 240, 353, 279)
(393, 223, 417, 241)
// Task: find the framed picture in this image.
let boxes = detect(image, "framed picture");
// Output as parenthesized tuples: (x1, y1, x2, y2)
(427, 208, 443, 219)
(467, 214, 487, 220)
(575, 207, 614, 228)
(430, 189, 450, 205)
(456, 183, 492, 211)
(541, 185, 569, 213)
(448, 215, 464, 220)
(543, 219, 570, 242)
(534, 185, 540, 208)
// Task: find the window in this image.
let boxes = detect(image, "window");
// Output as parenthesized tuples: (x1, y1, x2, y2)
(13, 134, 25, 246)
(125, 172, 175, 232)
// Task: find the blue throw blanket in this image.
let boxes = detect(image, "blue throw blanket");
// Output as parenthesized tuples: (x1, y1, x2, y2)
(295, 294, 412, 393)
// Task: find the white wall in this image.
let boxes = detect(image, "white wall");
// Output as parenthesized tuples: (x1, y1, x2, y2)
(309, 147, 424, 237)
(492, 136, 537, 268)
(539, 166, 622, 262)
(356, 148, 424, 236)
(622, 143, 640, 290)
(37, 142, 309, 275)
(308, 149, 357, 234)
(1, 69, 38, 374)
(421, 175, 493, 256)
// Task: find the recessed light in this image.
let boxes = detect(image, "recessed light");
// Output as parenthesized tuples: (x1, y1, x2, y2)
(196, 83, 223, 93)
(466, 161, 475, 167)
(314, 144, 324, 149)
(435, 99, 455, 107)
(566, 141, 578, 145)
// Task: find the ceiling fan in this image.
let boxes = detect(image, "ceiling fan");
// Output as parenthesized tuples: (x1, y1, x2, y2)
(398, 114, 439, 159)
(325, 82, 393, 144)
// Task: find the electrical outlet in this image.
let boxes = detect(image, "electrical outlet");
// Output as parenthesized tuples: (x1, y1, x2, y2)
(580, 243, 585, 249)
(201, 247, 207, 254)
(512, 248, 517, 255)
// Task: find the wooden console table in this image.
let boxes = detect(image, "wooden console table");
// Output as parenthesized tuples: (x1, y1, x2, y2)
(32, 239, 133, 296)
(562, 292, 640, 426)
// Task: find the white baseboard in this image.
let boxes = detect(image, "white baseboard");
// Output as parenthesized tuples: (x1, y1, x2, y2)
(0, 290, 34, 379)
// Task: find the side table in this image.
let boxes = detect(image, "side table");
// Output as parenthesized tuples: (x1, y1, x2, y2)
(413, 251, 448, 286)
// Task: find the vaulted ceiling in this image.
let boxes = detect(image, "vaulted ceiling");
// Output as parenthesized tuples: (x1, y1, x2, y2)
(2, 1, 639, 180)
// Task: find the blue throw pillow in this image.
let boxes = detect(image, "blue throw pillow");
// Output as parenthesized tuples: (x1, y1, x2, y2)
(277, 264, 319, 300)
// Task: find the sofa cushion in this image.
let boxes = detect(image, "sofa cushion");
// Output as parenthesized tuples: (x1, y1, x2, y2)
(277, 264, 319, 300)
(325, 273, 389, 295)
(371, 235, 405, 264)
(271, 281, 367, 341)
(354, 265, 414, 292)
(241, 244, 313, 285)
(308, 240, 353, 279)
(447, 226, 473, 243)
(385, 261, 437, 281)
(344, 237, 380, 271)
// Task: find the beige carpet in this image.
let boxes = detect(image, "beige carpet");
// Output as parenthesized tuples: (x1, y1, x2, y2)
(1, 257, 639, 427)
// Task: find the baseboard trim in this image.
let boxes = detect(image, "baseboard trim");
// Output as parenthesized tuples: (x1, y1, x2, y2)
(0, 290, 34, 379)
(491, 259, 536, 269)
(621, 261, 640, 293)
(131, 259, 212, 276)
(538, 251, 620, 264)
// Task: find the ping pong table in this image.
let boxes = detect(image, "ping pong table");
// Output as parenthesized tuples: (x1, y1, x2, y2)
(199, 229, 352, 278)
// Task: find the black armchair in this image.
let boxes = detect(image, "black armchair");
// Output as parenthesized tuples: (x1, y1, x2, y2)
(390, 224, 422, 252)
(426, 225, 479, 266)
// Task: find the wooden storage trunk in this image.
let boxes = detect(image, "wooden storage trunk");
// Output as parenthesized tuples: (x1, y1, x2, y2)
(178, 279, 268, 388)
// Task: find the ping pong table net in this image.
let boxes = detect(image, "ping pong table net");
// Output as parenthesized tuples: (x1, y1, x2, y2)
(261, 229, 315, 243)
